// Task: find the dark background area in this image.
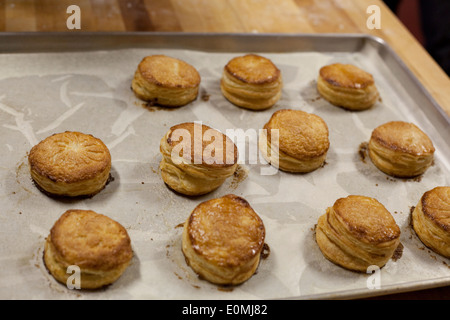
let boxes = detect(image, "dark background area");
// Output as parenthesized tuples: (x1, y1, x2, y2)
(384, 0, 450, 76)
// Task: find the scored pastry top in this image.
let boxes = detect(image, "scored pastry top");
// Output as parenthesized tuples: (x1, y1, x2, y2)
(28, 131, 111, 183)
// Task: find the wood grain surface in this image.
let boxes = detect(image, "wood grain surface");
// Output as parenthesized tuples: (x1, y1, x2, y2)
(0, 0, 449, 300)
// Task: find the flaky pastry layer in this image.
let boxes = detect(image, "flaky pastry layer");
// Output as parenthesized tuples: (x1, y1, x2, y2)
(131, 55, 200, 107)
(259, 109, 329, 172)
(43, 210, 133, 289)
(412, 187, 450, 258)
(221, 69, 282, 110)
(159, 128, 237, 196)
(368, 121, 435, 178)
(259, 131, 326, 173)
(44, 236, 131, 289)
(316, 196, 400, 272)
(369, 139, 434, 178)
(317, 63, 379, 111)
(220, 54, 282, 110)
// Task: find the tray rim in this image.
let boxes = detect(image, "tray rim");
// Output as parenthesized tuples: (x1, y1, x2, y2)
(0, 32, 449, 300)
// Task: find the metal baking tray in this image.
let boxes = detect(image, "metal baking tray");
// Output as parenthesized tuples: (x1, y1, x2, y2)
(0, 32, 448, 300)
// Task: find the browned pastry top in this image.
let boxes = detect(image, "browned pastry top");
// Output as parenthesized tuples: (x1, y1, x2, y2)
(264, 109, 329, 160)
(49, 209, 133, 271)
(421, 186, 450, 232)
(28, 131, 111, 183)
(186, 194, 265, 267)
(224, 54, 281, 84)
(319, 63, 375, 89)
(333, 195, 401, 244)
(138, 55, 201, 88)
(370, 121, 435, 155)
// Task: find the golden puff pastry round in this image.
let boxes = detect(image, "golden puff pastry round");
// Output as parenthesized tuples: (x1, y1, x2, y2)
(44, 209, 133, 289)
(221, 54, 283, 110)
(259, 109, 329, 173)
(368, 121, 435, 178)
(131, 55, 201, 107)
(412, 186, 450, 258)
(28, 131, 111, 197)
(182, 194, 265, 285)
(316, 195, 401, 272)
(159, 122, 238, 196)
(317, 63, 379, 111)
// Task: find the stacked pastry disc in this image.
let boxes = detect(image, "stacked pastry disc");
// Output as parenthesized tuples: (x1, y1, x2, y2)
(159, 122, 238, 196)
(368, 121, 435, 178)
(412, 187, 450, 258)
(259, 109, 330, 173)
(44, 209, 133, 289)
(221, 54, 283, 110)
(315, 195, 401, 272)
(317, 63, 379, 111)
(182, 194, 265, 285)
(132, 55, 201, 107)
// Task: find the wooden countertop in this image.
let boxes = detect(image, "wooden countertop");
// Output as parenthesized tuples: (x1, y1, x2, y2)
(1, 0, 449, 300)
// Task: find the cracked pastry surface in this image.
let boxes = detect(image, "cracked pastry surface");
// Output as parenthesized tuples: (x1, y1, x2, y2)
(159, 122, 238, 196)
(317, 63, 379, 111)
(28, 131, 111, 197)
(259, 109, 329, 173)
(44, 209, 133, 289)
(368, 121, 435, 178)
(182, 194, 265, 285)
(315, 195, 401, 272)
(132, 55, 201, 107)
(221, 54, 282, 110)
(412, 186, 450, 258)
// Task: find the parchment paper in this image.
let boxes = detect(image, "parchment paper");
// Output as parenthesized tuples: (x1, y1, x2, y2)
(0, 47, 449, 299)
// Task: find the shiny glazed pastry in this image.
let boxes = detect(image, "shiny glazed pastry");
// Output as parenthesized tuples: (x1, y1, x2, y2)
(159, 122, 238, 196)
(317, 63, 379, 110)
(412, 186, 450, 258)
(131, 55, 201, 107)
(44, 209, 133, 289)
(316, 195, 401, 272)
(28, 131, 111, 197)
(368, 121, 435, 178)
(182, 194, 266, 285)
(221, 54, 283, 110)
(259, 109, 329, 173)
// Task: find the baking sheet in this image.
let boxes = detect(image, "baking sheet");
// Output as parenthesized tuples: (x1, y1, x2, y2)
(0, 34, 449, 300)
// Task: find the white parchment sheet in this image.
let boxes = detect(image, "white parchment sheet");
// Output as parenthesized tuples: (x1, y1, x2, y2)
(0, 47, 448, 299)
